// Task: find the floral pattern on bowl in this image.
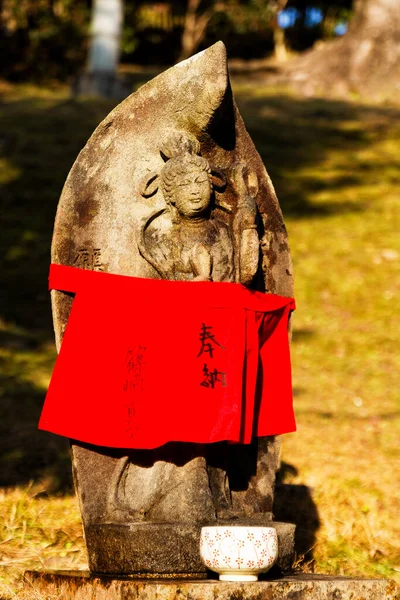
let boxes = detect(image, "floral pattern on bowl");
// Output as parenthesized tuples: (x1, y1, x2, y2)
(200, 526, 278, 582)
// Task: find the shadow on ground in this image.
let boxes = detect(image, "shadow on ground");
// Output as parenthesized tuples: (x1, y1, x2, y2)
(0, 371, 72, 492)
(1, 82, 398, 492)
(274, 461, 320, 565)
(0, 93, 116, 492)
(234, 91, 400, 218)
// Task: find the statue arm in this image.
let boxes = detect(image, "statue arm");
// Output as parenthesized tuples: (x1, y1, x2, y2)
(230, 165, 260, 285)
(138, 209, 175, 279)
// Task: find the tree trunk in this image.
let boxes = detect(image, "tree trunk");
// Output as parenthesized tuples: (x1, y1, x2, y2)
(87, 0, 123, 75)
(178, 0, 217, 61)
(284, 0, 400, 98)
(273, 0, 289, 63)
(75, 0, 127, 98)
(179, 0, 201, 61)
(273, 26, 288, 63)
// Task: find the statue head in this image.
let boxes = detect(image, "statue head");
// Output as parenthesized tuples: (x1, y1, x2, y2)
(161, 153, 212, 220)
(140, 133, 226, 220)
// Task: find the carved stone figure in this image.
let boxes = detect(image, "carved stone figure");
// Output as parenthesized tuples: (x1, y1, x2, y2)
(50, 42, 295, 577)
(138, 135, 259, 286)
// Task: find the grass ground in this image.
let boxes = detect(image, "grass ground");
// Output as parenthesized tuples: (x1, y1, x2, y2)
(0, 77, 399, 597)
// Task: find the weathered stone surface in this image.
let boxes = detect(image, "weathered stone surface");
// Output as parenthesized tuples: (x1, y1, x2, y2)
(52, 41, 295, 574)
(24, 571, 399, 600)
(85, 521, 295, 576)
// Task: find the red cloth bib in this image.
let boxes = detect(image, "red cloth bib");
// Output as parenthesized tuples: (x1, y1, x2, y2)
(39, 264, 296, 449)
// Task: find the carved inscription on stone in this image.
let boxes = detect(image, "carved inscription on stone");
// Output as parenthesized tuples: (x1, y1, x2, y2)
(74, 248, 103, 271)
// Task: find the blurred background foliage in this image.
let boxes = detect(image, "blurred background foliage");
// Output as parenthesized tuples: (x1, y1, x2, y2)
(0, 0, 90, 80)
(0, 0, 352, 80)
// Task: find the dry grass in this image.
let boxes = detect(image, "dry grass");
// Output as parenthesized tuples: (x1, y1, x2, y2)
(0, 486, 85, 598)
(247, 88, 400, 583)
(0, 79, 399, 597)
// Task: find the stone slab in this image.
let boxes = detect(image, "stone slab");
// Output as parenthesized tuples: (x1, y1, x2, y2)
(85, 521, 295, 576)
(52, 41, 295, 577)
(24, 571, 399, 600)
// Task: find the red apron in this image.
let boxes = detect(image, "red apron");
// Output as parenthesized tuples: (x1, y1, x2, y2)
(39, 264, 296, 449)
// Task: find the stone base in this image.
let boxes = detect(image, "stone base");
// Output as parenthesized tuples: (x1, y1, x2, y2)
(24, 571, 399, 600)
(84, 521, 295, 576)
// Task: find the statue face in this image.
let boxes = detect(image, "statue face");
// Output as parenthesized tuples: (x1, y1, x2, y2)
(173, 169, 212, 218)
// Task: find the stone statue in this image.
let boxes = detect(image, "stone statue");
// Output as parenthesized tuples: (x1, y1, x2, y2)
(50, 42, 295, 577)
(138, 135, 259, 285)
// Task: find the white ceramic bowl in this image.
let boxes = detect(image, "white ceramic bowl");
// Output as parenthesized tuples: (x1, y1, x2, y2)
(200, 526, 278, 581)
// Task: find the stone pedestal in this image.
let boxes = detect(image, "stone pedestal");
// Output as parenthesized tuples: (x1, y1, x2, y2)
(85, 521, 295, 576)
(24, 571, 399, 600)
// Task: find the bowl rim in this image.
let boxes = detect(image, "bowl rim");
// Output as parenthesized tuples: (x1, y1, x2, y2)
(200, 525, 277, 532)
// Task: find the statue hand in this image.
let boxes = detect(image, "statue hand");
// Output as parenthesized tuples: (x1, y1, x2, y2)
(190, 244, 213, 281)
(230, 163, 248, 199)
